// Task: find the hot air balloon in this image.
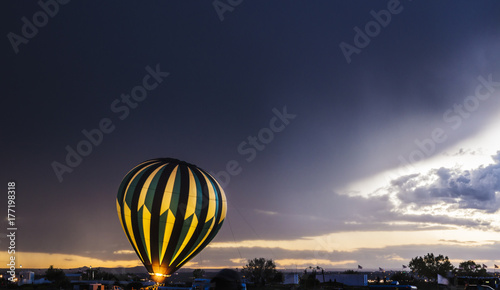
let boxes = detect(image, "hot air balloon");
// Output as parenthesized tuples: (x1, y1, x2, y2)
(116, 158, 227, 282)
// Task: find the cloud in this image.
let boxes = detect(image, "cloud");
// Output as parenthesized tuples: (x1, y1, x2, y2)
(391, 151, 500, 213)
(275, 259, 356, 268)
(438, 239, 495, 246)
(113, 250, 136, 255)
(230, 258, 247, 264)
(397, 213, 490, 229)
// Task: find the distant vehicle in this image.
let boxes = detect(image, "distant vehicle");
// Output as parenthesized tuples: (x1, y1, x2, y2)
(466, 285, 495, 290)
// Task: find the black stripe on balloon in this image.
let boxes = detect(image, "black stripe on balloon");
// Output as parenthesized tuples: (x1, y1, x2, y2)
(118, 161, 154, 268)
(149, 161, 176, 274)
(162, 162, 190, 274)
(173, 168, 210, 265)
(130, 161, 161, 273)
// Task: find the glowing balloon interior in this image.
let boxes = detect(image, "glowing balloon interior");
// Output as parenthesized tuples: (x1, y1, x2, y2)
(116, 158, 227, 281)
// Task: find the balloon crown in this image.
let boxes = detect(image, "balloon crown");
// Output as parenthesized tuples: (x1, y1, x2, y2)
(145, 158, 199, 168)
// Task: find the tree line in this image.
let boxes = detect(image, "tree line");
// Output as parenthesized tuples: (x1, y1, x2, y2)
(408, 253, 493, 280)
(238, 254, 496, 286)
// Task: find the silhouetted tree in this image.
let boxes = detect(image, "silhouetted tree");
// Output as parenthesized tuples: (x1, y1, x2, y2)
(45, 265, 71, 289)
(408, 253, 454, 281)
(458, 260, 489, 277)
(242, 257, 279, 285)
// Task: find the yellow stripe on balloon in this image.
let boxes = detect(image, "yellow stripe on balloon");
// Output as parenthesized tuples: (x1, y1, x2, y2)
(142, 206, 152, 263)
(219, 188, 227, 223)
(200, 171, 216, 222)
(138, 165, 164, 209)
(160, 165, 178, 216)
(204, 171, 227, 223)
(124, 203, 145, 263)
(184, 168, 197, 219)
(160, 210, 176, 264)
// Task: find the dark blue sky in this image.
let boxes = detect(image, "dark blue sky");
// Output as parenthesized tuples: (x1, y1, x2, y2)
(2, 1, 500, 270)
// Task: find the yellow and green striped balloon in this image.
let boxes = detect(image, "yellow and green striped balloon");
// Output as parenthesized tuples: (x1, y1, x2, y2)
(116, 158, 227, 281)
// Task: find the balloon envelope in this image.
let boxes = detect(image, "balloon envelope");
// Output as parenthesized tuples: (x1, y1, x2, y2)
(116, 158, 227, 280)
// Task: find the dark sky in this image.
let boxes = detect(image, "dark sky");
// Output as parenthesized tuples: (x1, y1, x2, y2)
(2, 1, 500, 270)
